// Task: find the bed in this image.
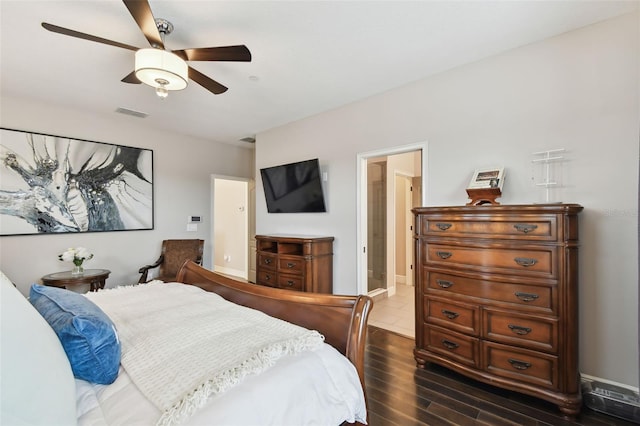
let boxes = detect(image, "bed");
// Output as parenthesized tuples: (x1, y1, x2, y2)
(0, 261, 373, 425)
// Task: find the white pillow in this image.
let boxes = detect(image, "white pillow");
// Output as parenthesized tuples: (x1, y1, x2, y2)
(0, 271, 77, 425)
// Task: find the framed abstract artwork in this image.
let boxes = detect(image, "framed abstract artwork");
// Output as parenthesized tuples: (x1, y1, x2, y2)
(0, 128, 153, 235)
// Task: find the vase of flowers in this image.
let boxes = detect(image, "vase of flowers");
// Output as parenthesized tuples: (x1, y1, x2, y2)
(59, 247, 93, 275)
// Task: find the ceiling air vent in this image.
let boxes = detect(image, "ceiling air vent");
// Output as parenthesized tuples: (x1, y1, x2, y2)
(115, 107, 148, 118)
(239, 136, 256, 143)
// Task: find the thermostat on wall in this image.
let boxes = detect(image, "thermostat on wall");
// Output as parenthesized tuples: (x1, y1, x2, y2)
(188, 215, 202, 223)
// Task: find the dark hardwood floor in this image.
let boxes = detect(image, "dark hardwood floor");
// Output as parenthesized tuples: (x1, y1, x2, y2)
(364, 326, 636, 426)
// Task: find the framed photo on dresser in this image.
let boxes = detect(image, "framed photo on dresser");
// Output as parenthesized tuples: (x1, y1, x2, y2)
(468, 167, 505, 190)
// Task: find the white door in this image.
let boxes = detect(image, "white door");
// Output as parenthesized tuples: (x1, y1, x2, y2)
(403, 175, 414, 287)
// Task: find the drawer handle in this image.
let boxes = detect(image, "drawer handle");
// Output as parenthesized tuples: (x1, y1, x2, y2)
(441, 309, 459, 320)
(514, 224, 538, 234)
(436, 279, 453, 288)
(514, 291, 539, 302)
(514, 257, 537, 267)
(508, 358, 532, 370)
(286, 280, 294, 286)
(435, 223, 452, 231)
(286, 262, 296, 268)
(508, 324, 532, 335)
(264, 274, 271, 281)
(441, 339, 459, 350)
(436, 251, 453, 259)
(264, 258, 272, 264)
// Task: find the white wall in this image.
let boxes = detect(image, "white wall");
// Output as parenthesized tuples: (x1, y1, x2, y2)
(256, 13, 639, 387)
(0, 96, 254, 294)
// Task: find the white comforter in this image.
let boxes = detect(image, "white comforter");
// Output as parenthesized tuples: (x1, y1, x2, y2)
(77, 282, 367, 425)
(86, 282, 326, 425)
(76, 343, 366, 426)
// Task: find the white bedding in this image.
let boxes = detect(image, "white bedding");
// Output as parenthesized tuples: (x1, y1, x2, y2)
(77, 282, 367, 425)
(76, 342, 367, 425)
(85, 282, 327, 425)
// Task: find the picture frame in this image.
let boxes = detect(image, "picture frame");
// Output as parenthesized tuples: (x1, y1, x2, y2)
(467, 167, 505, 190)
(0, 127, 153, 236)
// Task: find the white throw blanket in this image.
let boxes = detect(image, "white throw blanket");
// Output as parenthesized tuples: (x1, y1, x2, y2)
(86, 282, 324, 426)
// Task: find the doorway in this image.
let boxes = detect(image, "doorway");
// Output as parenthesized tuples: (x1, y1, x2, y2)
(357, 143, 426, 337)
(210, 175, 254, 280)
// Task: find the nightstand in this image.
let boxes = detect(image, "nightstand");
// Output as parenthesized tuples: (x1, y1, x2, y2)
(41, 269, 110, 292)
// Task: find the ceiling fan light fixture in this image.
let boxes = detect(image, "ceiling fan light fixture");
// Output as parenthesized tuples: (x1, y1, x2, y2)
(135, 48, 188, 91)
(155, 84, 169, 99)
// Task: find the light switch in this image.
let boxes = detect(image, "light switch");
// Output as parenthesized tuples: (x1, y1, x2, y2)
(186, 223, 197, 232)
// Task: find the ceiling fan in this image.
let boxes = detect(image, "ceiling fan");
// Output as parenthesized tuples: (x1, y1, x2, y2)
(42, 0, 251, 98)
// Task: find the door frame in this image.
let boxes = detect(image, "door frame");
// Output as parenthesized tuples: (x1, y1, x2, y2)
(356, 142, 428, 295)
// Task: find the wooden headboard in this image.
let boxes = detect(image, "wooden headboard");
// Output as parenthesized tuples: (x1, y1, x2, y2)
(176, 260, 373, 387)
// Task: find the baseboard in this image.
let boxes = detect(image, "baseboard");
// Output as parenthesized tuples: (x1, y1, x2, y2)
(368, 288, 387, 301)
(213, 265, 245, 280)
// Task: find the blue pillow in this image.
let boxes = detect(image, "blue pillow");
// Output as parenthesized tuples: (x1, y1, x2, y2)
(29, 284, 120, 384)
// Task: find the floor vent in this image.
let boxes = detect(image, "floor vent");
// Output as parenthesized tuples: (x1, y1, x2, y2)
(582, 380, 640, 423)
(115, 107, 148, 118)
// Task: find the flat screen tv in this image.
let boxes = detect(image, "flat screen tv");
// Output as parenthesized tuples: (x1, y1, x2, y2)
(260, 158, 327, 213)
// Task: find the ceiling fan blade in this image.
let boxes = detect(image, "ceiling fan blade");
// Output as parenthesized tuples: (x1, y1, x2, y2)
(188, 67, 228, 95)
(41, 22, 138, 51)
(122, 0, 164, 49)
(121, 71, 141, 84)
(173, 46, 252, 62)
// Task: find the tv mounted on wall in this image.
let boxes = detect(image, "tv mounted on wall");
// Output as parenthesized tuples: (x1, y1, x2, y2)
(260, 158, 327, 213)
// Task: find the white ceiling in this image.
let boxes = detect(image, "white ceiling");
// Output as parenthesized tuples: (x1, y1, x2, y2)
(1, 1, 637, 147)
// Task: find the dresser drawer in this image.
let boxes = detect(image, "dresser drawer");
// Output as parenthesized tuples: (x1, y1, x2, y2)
(424, 296, 480, 336)
(419, 215, 557, 241)
(483, 308, 558, 353)
(424, 325, 480, 368)
(425, 243, 556, 278)
(257, 253, 277, 271)
(278, 256, 304, 275)
(425, 271, 556, 313)
(483, 341, 558, 390)
(256, 270, 277, 287)
(277, 273, 304, 291)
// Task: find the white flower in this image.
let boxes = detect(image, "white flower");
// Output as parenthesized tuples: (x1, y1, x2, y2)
(75, 247, 92, 260)
(58, 247, 93, 263)
(59, 248, 76, 262)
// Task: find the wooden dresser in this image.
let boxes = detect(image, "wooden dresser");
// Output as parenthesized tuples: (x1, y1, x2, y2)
(413, 204, 583, 418)
(255, 235, 333, 293)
